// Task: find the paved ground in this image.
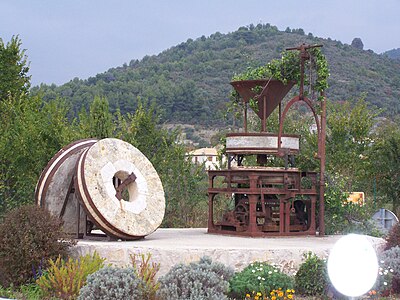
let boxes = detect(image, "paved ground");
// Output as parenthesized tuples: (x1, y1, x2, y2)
(138, 228, 351, 251)
(71, 228, 385, 276)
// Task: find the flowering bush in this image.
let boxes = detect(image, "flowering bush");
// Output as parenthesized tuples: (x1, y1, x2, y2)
(228, 262, 294, 299)
(370, 246, 400, 297)
(369, 259, 394, 297)
(244, 288, 295, 299)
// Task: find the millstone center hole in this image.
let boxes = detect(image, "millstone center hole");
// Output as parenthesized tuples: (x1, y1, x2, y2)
(112, 171, 137, 202)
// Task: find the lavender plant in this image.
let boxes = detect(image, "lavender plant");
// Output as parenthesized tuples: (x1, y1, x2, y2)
(78, 267, 144, 300)
(157, 256, 234, 300)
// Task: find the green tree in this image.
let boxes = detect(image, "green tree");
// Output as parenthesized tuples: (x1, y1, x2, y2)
(322, 99, 381, 234)
(0, 94, 75, 214)
(0, 38, 75, 215)
(79, 95, 114, 138)
(0, 36, 30, 101)
(325, 98, 378, 191)
(370, 120, 400, 215)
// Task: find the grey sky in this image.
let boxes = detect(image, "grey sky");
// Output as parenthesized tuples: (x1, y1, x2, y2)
(1, 0, 399, 86)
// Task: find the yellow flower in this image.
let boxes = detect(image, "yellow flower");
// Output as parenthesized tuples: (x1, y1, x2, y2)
(278, 291, 284, 297)
(270, 291, 275, 295)
(255, 296, 259, 300)
(287, 295, 293, 299)
(291, 289, 295, 293)
(271, 296, 277, 300)
(257, 292, 262, 296)
(369, 290, 377, 295)
(246, 293, 251, 298)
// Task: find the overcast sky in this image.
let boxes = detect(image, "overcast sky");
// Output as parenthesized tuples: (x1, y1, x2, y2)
(1, 0, 399, 86)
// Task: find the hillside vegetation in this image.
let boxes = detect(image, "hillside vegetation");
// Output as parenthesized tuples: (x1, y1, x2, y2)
(384, 48, 400, 60)
(33, 24, 400, 126)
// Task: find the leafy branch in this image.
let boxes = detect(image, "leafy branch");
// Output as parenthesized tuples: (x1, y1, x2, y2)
(230, 47, 329, 105)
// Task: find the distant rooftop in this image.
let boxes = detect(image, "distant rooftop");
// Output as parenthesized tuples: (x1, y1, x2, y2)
(188, 147, 218, 156)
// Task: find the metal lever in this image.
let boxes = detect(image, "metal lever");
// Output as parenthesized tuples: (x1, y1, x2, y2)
(115, 173, 136, 200)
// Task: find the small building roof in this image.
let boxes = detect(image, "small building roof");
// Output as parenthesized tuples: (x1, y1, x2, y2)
(189, 147, 218, 156)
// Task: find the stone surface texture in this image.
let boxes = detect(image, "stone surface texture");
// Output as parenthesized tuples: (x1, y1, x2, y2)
(226, 135, 299, 151)
(71, 228, 386, 277)
(78, 138, 165, 238)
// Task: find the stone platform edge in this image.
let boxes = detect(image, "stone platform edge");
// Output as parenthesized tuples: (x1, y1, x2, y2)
(70, 228, 386, 276)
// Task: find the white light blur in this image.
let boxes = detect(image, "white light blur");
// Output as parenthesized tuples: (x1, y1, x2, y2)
(328, 234, 378, 297)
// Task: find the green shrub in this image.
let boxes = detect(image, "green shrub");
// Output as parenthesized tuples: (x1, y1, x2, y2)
(0, 285, 16, 298)
(0, 204, 75, 287)
(130, 252, 160, 299)
(295, 252, 329, 296)
(16, 283, 44, 300)
(37, 252, 105, 299)
(385, 223, 400, 250)
(323, 176, 383, 236)
(228, 261, 294, 299)
(0, 282, 44, 300)
(157, 256, 234, 300)
(78, 267, 144, 300)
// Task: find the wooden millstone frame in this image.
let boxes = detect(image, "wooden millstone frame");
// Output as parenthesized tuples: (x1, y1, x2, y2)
(35, 139, 98, 234)
(36, 138, 165, 240)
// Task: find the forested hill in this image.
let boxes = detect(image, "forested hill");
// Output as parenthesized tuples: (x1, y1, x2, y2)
(33, 24, 400, 126)
(384, 48, 400, 60)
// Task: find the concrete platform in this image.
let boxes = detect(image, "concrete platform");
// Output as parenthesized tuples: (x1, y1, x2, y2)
(70, 228, 385, 276)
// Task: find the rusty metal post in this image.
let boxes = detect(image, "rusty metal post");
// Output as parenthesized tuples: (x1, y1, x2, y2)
(285, 200, 291, 233)
(279, 196, 285, 233)
(248, 194, 258, 234)
(244, 102, 248, 133)
(310, 195, 317, 232)
(208, 194, 215, 231)
(248, 175, 259, 235)
(319, 92, 327, 236)
(279, 102, 282, 125)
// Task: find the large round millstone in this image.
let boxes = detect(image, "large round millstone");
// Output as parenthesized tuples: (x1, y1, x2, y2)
(75, 138, 165, 240)
(35, 139, 98, 234)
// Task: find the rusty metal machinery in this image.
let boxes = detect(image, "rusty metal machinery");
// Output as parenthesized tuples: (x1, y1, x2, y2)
(36, 138, 165, 240)
(208, 44, 327, 237)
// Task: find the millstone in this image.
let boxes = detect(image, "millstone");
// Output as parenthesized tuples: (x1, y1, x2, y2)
(35, 139, 98, 234)
(36, 138, 165, 240)
(75, 138, 165, 239)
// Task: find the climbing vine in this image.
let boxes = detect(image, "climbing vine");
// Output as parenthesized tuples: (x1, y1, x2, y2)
(230, 47, 329, 106)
